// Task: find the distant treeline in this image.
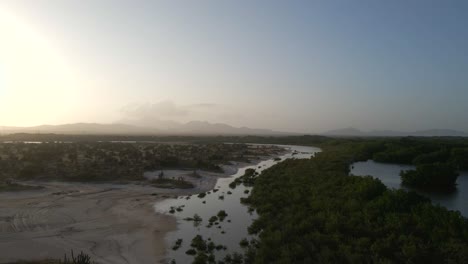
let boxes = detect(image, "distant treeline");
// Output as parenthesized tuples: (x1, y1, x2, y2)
(0, 142, 275, 182)
(0, 133, 329, 145)
(370, 137, 468, 169)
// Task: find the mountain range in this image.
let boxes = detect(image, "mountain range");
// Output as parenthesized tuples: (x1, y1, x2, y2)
(1, 123, 467, 137)
(324, 127, 468, 137)
(0, 121, 293, 136)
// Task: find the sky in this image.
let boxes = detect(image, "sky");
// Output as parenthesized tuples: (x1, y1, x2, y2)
(0, 0, 467, 133)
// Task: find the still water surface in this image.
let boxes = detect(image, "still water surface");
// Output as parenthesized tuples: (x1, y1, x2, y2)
(351, 160, 468, 217)
(154, 145, 321, 263)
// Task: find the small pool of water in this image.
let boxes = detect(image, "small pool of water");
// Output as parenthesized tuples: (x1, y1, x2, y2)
(350, 160, 468, 217)
(154, 145, 321, 263)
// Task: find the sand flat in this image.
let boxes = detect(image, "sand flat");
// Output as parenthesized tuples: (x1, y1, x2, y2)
(0, 182, 176, 264)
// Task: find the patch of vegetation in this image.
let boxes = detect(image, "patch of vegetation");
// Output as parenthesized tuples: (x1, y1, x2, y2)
(184, 214, 202, 223)
(185, 234, 232, 263)
(0, 181, 43, 192)
(62, 251, 95, 264)
(217, 210, 228, 221)
(401, 163, 459, 191)
(229, 168, 258, 190)
(228, 181, 237, 189)
(208, 216, 218, 224)
(168, 205, 184, 214)
(190, 235, 207, 251)
(7, 251, 96, 264)
(172, 239, 183, 251)
(239, 238, 249, 248)
(150, 178, 194, 189)
(185, 249, 197, 255)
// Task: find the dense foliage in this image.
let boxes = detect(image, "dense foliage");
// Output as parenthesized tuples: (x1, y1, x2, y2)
(370, 137, 468, 170)
(150, 178, 195, 189)
(243, 144, 468, 263)
(400, 163, 459, 190)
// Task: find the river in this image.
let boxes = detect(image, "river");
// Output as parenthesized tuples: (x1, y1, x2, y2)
(154, 145, 321, 263)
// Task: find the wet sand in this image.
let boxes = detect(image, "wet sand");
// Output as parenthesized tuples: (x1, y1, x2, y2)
(143, 161, 252, 195)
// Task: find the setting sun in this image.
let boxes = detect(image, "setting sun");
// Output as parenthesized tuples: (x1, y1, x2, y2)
(0, 7, 78, 126)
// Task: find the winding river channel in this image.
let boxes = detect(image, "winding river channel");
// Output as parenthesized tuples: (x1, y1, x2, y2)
(154, 145, 321, 263)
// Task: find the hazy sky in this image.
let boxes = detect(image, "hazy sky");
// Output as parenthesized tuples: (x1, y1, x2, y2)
(1, 0, 467, 133)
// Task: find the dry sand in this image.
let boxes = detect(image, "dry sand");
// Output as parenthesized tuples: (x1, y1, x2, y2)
(0, 182, 180, 264)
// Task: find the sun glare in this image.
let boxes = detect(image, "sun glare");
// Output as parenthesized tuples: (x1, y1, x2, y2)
(0, 8, 78, 126)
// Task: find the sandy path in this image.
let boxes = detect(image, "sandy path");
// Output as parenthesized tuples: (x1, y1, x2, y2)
(0, 183, 177, 264)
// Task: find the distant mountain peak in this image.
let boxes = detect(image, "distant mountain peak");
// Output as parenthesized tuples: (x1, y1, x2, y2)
(325, 127, 363, 135)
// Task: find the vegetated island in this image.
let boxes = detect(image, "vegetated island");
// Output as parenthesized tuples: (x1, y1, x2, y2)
(400, 162, 459, 191)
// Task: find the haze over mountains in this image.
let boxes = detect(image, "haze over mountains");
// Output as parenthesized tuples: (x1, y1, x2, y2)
(325, 127, 468, 137)
(1, 122, 467, 137)
(0, 121, 290, 136)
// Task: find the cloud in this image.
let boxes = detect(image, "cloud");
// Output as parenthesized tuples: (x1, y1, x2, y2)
(187, 103, 218, 108)
(120, 101, 219, 124)
(121, 101, 189, 119)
